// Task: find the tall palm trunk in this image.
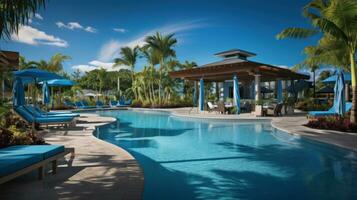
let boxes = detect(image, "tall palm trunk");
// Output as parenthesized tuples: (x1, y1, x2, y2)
(131, 68, 137, 100)
(312, 70, 316, 98)
(159, 58, 164, 105)
(350, 50, 357, 123)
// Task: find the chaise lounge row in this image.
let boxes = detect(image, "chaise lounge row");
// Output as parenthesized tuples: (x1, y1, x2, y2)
(14, 105, 78, 127)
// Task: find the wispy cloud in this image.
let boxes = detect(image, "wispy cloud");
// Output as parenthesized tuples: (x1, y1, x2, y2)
(113, 28, 127, 33)
(56, 21, 97, 33)
(11, 25, 68, 47)
(72, 60, 129, 72)
(98, 20, 208, 62)
(34, 13, 43, 20)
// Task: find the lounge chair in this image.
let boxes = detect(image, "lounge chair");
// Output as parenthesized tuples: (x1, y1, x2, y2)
(109, 100, 118, 107)
(207, 102, 219, 113)
(96, 100, 104, 108)
(27, 106, 80, 118)
(64, 100, 76, 108)
(80, 100, 96, 109)
(118, 96, 125, 106)
(0, 145, 74, 184)
(263, 103, 283, 116)
(14, 106, 76, 127)
(124, 99, 132, 106)
(308, 102, 353, 118)
(74, 101, 95, 109)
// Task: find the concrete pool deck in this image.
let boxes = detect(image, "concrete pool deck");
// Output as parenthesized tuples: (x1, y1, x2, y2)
(1, 107, 357, 200)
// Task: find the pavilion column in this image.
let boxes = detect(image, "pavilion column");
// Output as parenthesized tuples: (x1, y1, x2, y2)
(277, 79, 283, 103)
(254, 74, 261, 102)
(345, 83, 350, 102)
(193, 81, 197, 106)
(199, 78, 204, 111)
(254, 74, 262, 116)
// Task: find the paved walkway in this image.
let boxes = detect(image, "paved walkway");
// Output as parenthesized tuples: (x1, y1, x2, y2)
(0, 113, 144, 200)
(272, 113, 357, 152)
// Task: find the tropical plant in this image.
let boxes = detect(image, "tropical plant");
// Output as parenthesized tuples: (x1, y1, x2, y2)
(114, 46, 139, 98)
(35, 53, 71, 72)
(0, 0, 46, 39)
(145, 32, 177, 105)
(277, 0, 357, 122)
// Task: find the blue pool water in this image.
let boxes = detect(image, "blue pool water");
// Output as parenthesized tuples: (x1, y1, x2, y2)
(94, 110, 357, 200)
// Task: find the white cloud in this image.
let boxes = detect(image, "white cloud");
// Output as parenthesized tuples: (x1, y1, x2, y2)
(72, 65, 97, 72)
(98, 20, 207, 62)
(85, 26, 97, 33)
(98, 40, 122, 62)
(11, 25, 68, 47)
(34, 13, 43, 20)
(113, 28, 127, 33)
(72, 60, 130, 72)
(56, 21, 97, 33)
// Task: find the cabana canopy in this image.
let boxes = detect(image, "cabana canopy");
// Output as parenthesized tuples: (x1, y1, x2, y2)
(323, 73, 351, 83)
(14, 68, 63, 84)
(169, 51, 309, 82)
(39, 79, 75, 87)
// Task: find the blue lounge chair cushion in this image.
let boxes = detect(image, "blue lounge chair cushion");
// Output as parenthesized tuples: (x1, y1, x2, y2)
(308, 102, 353, 117)
(110, 100, 117, 107)
(15, 106, 74, 123)
(64, 100, 76, 107)
(0, 145, 65, 177)
(32, 106, 80, 117)
(81, 101, 96, 108)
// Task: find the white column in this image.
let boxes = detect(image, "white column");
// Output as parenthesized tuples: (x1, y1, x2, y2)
(117, 77, 120, 95)
(254, 74, 261, 102)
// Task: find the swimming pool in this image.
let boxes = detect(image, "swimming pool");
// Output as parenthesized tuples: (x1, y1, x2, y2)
(94, 110, 357, 200)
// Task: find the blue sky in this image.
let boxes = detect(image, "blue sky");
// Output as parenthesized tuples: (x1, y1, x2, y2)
(0, 0, 319, 74)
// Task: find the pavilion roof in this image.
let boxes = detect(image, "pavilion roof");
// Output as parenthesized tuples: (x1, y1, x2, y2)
(169, 58, 309, 82)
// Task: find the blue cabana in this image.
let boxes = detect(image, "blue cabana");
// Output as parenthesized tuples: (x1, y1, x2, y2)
(199, 78, 204, 111)
(334, 71, 345, 115)
(233, 74, 240, 114)
(42, 81, 50, 105)
(39, 79, 76, 108)
(323, 73, 351, 84)
(277, 80, 283, 103)
(12, 77, 25, 107)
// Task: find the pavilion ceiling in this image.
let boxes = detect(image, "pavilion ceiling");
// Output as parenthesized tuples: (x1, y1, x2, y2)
(0, 51, 19, 71)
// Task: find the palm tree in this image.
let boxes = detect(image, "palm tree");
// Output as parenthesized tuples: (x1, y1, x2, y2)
(0, 0, 46, 39)
(145, 32, 177, 105)
(97, 68, 107, 95)
(277, 0, 357, 122)
(114, 46, 139, 99)
(47, 53, 71, 72)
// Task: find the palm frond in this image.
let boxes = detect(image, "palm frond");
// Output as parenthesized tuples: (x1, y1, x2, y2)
(276, 28, 319, 39)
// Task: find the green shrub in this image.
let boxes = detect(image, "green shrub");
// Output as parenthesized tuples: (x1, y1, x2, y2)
(131, 99, 142, 107)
